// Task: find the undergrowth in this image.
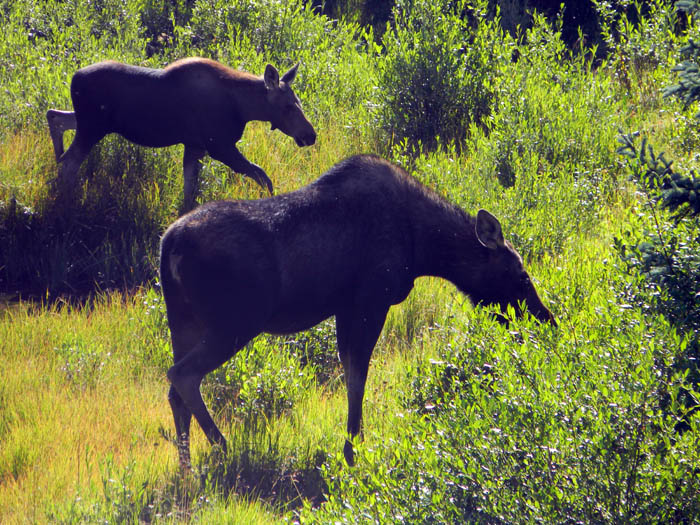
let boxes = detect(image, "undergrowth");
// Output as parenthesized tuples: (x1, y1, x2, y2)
(2, 0, 700, 524)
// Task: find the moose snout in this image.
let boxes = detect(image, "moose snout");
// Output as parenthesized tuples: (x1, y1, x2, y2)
(526, 292, 557, 327)
(295, 130, 317, 147)
(521, 300, 557, 327)
(533, 306, 557, 327)
(494, 294, 557, 327)
(493, 306, 556, 327)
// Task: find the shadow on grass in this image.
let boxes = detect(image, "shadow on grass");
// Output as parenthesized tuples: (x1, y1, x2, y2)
(151, 418, 329, 522)
(198, 444, 328, 511)
(0, 139, 180, 298)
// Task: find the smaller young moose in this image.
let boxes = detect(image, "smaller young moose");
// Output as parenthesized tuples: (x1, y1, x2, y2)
(46, 58, 316, 210)
(160, 155, 556, 469)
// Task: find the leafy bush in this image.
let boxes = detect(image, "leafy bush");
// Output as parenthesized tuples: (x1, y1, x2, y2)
(300, 286, 700, 524)
(133, 286, 172, 371)
(610, 2, 700, 422)
(205, 337, 316, 422)
(139, 0, 195, 56)
(479, 10, 622, 187)
(277, 319, 342, 387)
(395, 10, 626, 262)
(375, 0, 507, 151)
(598, 0, 682, 101)
(56, 336, 111, 390)
(187, 0, 326, 65)
(0, 0, 148, 129)
(662, 0, 700, 115)
(615, 132, 700, 441)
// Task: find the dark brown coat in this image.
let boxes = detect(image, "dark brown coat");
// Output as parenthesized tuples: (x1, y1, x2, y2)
(47, 58, 316, 209)
(159, 154, 556, 468)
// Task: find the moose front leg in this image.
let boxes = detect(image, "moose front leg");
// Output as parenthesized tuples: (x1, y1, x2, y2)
(336, 305, 389, 466)
(207, 143, 274, 194)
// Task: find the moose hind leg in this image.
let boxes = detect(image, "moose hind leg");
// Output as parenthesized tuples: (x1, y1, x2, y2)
(46, 110, 76, 160)
(164, 282, 205, 468)
(168, 385, 193, 469)
(167, 332, 252, 455)
(167, 344, 226, 452)
(55, 128, 101, 194)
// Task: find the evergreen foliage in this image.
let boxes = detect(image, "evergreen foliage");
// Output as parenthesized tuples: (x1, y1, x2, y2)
(665, 0, 700, 114)
(615, 0, 700, 336)
(618, 132, 700, 220)
(616, 132, 700, 331)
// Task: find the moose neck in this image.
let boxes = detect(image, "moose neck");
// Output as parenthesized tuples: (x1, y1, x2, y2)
(411, 191, 487, 293)
(232, 78, 275, 123)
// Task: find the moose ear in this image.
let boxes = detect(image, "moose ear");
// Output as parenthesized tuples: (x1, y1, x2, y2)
(475, 209, 505, 250)
(281, 63, 299, 84)
(264, 64, 280, 90)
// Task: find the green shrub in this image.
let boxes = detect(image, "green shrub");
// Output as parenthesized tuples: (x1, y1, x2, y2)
(300, 278, 700, 524)
(56, 336, 111, 391)
(133, 286, 172, 372)
(277, 319, 342, 387)
(375, 0, 507, 151)
(614, 134, 700, 427)
(187, 0, 323, 65)
(0, 0, 148, 129)
(139, 0, 195, 56)
(205, 337, 316, 422)
(616, 132, 700, 331)
(483, 11, 622, 187)
(598, 0, 683, 103)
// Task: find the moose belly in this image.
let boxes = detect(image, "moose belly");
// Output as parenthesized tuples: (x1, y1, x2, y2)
(114, 118, 185, 148)
(263, 301, 335, 336)
(108, 98, 196, 148)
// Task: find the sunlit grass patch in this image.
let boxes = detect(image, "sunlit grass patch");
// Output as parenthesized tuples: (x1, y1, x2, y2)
(0, 294, 176, 523)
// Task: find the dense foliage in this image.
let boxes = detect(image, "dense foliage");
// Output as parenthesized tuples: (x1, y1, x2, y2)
(375, 0, 504, 150)
(1, 0, 699, 524)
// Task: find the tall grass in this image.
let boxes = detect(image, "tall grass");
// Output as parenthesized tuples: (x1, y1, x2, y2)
(1, 0, 699, 523)
(0, 294, 171, 522)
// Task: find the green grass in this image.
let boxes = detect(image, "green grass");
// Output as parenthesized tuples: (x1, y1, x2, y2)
(1, 0, 699, 523)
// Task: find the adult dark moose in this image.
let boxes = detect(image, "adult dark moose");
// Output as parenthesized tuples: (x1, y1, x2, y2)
(46, 58, 317, 210)
(159, 154, 556, 469)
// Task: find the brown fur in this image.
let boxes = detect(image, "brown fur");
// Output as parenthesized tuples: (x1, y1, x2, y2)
(46, 58, 316, 210)
(159, 154, 556, 469)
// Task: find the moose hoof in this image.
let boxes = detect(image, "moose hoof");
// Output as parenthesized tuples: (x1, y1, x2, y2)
(343, 439, 355, 466)
(247, 164, 274, 195)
